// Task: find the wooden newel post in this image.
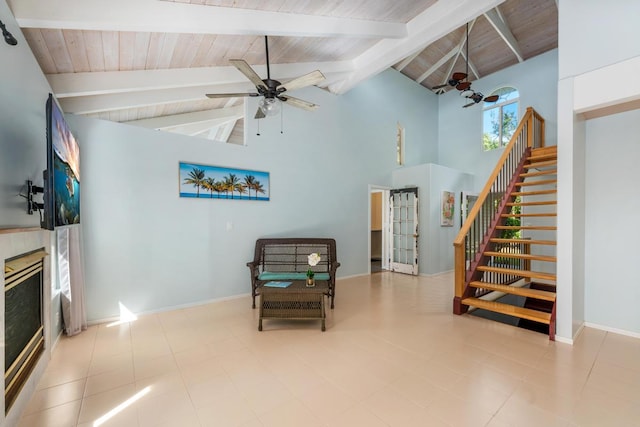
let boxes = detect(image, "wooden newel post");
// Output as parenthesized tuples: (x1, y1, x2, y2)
(453, 242, 468, 315)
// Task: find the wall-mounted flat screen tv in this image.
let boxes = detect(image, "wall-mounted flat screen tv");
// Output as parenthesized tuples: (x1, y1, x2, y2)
(42, 93, 80, 230)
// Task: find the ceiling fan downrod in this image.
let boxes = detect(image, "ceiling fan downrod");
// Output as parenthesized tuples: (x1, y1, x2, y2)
(264, 35, 271, 81)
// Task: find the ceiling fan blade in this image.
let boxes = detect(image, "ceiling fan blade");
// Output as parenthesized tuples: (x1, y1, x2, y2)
(229, 59, 267, 90)
(483, 95, 499, 103)
(456, 81, 472, 91)
(462, 101, 476, 108)
(205, 92, 259, 98)
(451, 72, 468, 81)
(278, 95, 318, 111)
(254, 107, 266, 119)
(277, 70, 325, 92)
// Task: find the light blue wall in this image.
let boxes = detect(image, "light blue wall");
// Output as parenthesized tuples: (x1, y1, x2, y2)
(559, 0, 640, 79)
(584, 109, 640, 334)
(68, 68, 439, 321)
(0, 1, 52, 228)
(437, 49, 558, 190)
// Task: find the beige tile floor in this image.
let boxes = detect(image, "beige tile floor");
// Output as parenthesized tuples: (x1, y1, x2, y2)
(19, 272, 640, 427)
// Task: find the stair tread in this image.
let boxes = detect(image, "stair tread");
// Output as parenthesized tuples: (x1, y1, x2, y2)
(477, 265, 556, 281)
(528, 148, 557, 156)
(484, 251, 557, 262)
(531, 146, 557, 153)
(520, 170, 557, 178)
(516, 179, 557, 187)
(469, 281, 557, 301)
(496, 225, 557, 230)
(496, 223, 557, 229)
(507, 200, 557, 206)
(511, 189, 557, 197)
(501, 213, 557, 217)
(490, 238, 556, 245)
(462, 297, 552, 324)
(527, 158, 557, 164)
(529, 146, 557, 158)
(525, 160, 557, 169)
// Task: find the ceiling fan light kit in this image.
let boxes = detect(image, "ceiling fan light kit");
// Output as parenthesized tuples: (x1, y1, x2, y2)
(258, 97, 281, 117)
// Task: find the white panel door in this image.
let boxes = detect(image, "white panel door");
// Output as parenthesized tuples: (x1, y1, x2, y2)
(390, 187, 418, 275)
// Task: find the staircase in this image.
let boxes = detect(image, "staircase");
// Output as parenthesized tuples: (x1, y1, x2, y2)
(453, 108, 557, 340)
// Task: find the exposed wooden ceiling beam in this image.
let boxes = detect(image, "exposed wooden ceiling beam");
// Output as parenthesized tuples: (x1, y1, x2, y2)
(59, 83, 254, 114)
(329, 0, 506, 94)
(416, 50, 457, 84)
(460, 51, 480, 79)
(484, 7, 524, 63)
(395, 50, 423, 72)
(419, 19, 477, 85)
(209, 120, 237, 142)
(124, 105, 244, 131)
(164, 119, 238, 138)
(47, 61, 354, 98)
(9, 0, 407, 39)
(212, 99, 240, 143)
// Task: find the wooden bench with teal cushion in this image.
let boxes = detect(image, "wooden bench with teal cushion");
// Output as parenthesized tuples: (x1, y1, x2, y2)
(247, 238, 340, 309)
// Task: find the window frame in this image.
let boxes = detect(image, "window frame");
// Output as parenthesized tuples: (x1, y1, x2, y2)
(482, 87, 519, 152)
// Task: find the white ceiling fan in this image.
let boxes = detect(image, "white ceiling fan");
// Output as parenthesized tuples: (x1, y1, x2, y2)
(206, 36, 325, 119)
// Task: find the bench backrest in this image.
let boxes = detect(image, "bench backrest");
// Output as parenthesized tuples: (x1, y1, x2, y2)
(253, 238, 337, 274)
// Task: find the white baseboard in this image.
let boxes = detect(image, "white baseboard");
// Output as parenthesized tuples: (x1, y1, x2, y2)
(419, 270, 454, 278)
(584, 322, 640, 339)
(339, 273, 371, 280)
(554, 335, 574, 345)
(554, 322, 587, 345)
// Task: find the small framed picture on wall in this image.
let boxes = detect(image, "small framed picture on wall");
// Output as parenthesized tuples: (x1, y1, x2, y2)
(441, 190, 455, 227)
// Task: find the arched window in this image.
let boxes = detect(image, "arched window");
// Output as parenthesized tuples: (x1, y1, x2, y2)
(482, 87, 519, 151)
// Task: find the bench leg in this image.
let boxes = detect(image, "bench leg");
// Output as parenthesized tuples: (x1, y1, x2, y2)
(258, 319, 262, 331)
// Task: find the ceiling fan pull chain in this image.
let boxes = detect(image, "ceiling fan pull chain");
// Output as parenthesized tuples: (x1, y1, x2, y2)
(256, 118, 260, 136)
(280, 105, 284, 134)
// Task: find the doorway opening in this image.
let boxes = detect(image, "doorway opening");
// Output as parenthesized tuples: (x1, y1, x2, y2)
(369, 186, 390, 274)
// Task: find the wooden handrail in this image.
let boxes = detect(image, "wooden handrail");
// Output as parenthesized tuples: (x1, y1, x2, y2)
(454, 107, 545, 306)
(455, 108, 534, 245)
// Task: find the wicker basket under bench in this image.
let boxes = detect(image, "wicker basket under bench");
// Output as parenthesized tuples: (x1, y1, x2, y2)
(247, 238, 340, 309)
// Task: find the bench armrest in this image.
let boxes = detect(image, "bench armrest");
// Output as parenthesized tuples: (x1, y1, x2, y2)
(246, 261, 260, 277)
(330, 261, 340, 274)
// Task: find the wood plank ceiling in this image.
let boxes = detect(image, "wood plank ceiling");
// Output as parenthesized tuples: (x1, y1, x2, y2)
(7, 0, 557, 144)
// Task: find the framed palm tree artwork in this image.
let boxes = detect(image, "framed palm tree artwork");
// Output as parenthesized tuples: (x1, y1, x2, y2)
(179, 162, 270, 201)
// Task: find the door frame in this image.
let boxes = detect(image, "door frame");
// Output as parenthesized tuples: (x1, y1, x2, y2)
(368, 185, 391, 274)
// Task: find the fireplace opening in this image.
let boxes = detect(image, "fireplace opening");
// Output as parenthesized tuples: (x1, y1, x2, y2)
(4, 248, 46, 413)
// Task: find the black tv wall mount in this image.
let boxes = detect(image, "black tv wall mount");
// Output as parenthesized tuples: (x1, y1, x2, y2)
(26, 180, 44, 214)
